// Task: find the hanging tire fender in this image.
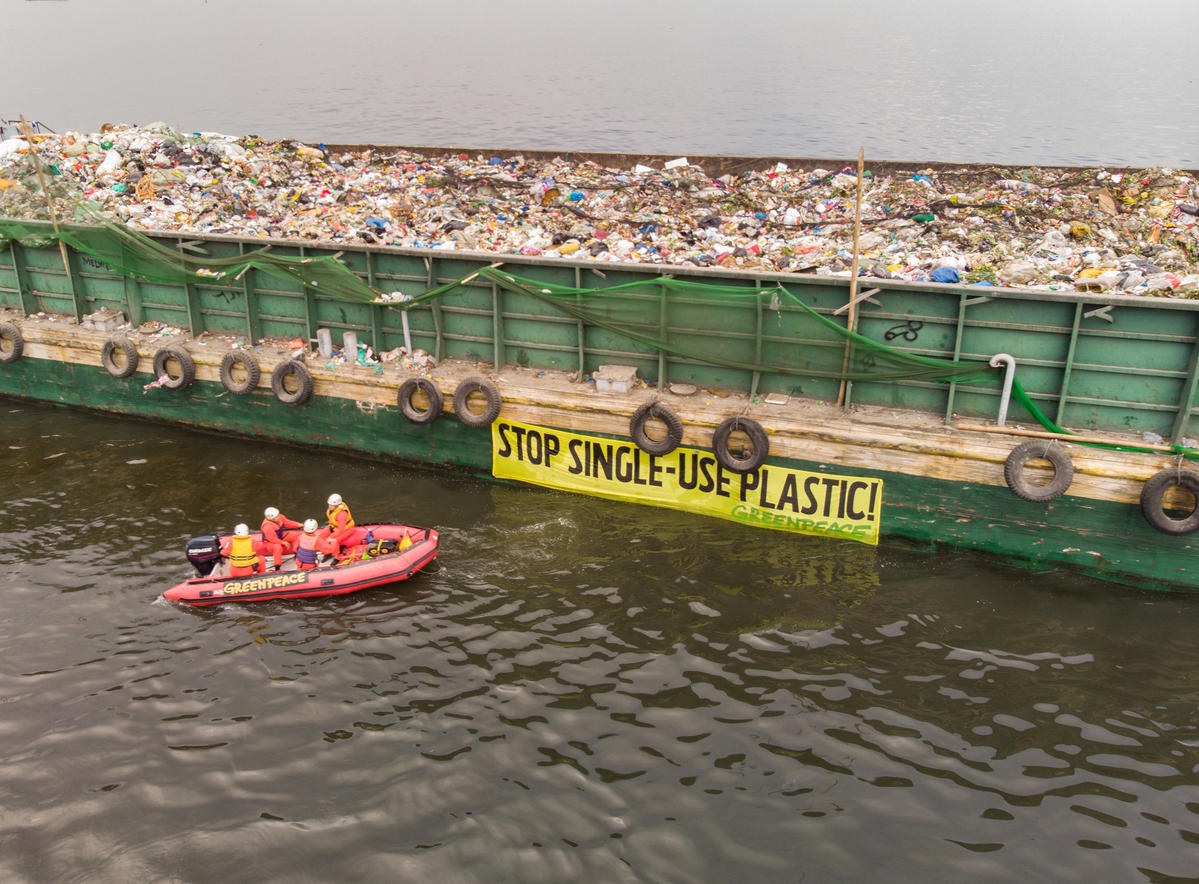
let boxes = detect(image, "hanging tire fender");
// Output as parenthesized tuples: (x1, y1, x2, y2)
(452, 376, 502, 428)
(1003, 440, 1074, 503)
(712, 416, 769, 473)
(151, 346, 196, 391)
(1141, 468, 1199, 535)
(398, 377, 444, 425)
(101, 336, 139, 378)
(271, 360, 313, 406)
(630, 401, 684, 456)
(220, 349, 261, 395)
(0, 321, 25, 363)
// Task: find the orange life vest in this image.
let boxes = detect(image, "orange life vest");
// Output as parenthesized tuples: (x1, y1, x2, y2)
(228, 534, 257, 568)
(326, 502, 355, 531)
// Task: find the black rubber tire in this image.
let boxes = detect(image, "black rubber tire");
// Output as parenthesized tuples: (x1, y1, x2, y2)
(452, 376, 502, 428)
(630, 401, 684, 456)
(398, 377, 444, 425)
(271, 360, 313, 406)
(219, 349, 261, 395)
(712, 416, 769, 473)
(0, 321, 24, 363)
(100, 337, 139, 378)
(1003, 441, 1074, 503)
(1140, 468, 1199, 536)
(151, 346, 196, 391)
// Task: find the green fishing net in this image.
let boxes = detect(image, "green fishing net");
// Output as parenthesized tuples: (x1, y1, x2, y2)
(405, 267, 998, 384)
(0, 212, 380, 304)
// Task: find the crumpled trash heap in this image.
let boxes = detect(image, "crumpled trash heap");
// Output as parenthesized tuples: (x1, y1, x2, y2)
(2, 122, 1197, 296)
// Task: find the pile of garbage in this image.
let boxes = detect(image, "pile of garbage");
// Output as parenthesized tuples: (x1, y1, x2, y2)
(2, 122, 1198, 296)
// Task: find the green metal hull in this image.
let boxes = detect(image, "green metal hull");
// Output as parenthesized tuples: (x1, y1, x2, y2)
(7, 223, 1199, 437)
(1, 356, 1194, 593)
(5, 223, 1199, 591)
(0, 354, 494, 471)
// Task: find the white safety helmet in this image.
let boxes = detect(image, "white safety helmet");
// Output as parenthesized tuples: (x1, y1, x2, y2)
(234, 523, 250, 536)
(303, 518, 318, 533)
(264, 506, 280, 520)
(327, 493, 342, 507)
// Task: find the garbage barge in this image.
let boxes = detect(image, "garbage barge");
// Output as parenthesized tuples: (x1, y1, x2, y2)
(3, 216, 1199, 593)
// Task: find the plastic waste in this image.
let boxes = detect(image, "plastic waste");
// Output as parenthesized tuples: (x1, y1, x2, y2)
(998, 179, 1043, 193)
(0, 138, 29, 158)
(1, 122, 1197, 297)
(999, 260, 1039, 286)
(96, 149, 123, 176)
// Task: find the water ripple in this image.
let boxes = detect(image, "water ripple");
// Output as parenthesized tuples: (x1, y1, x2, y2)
(3, 404, 1199, 881)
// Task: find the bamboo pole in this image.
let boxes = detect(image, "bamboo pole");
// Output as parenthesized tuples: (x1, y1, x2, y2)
(836, 148, 865, 408)
(954, 422, 1175, 453)
(17, 115, 76, 300)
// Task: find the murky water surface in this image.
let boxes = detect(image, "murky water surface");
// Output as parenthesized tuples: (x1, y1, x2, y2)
(7, 0, 1199, 167)
(2, 401, 1198, 882)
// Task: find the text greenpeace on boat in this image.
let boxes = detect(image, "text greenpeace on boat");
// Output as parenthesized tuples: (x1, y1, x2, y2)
(491, 419, 882, 545)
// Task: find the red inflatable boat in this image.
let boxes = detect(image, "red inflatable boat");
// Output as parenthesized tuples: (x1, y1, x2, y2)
(163, 523, 439, 606)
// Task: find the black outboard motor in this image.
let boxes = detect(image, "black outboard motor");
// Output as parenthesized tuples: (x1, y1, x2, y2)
(185, 534, 222, 577)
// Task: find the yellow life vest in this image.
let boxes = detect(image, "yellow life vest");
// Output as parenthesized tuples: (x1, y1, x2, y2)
(229, 534, 257, 568)
(327, 502, 355, 531)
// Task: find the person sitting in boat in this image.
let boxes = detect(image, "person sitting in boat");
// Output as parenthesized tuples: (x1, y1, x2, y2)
(260, 506, 302, 571)
(221, 523, 264, 577)
(295, 518, 338, 570)
(324, 492, 362, 551)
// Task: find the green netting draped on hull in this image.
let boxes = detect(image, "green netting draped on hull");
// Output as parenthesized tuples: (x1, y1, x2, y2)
(406, 267, 999, 385)
(1009, 379, 1199, 460)
(0, 212, 381, 304)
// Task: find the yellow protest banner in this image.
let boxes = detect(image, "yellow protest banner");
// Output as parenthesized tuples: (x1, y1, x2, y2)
(491, 419, 882, 545)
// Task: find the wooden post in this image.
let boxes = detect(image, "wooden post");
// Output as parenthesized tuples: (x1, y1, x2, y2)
(17, 116, 78, 309)
(836, 148, 866, 408)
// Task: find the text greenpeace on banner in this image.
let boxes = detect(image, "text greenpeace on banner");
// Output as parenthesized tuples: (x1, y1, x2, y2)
(492, 419, 882, 545)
